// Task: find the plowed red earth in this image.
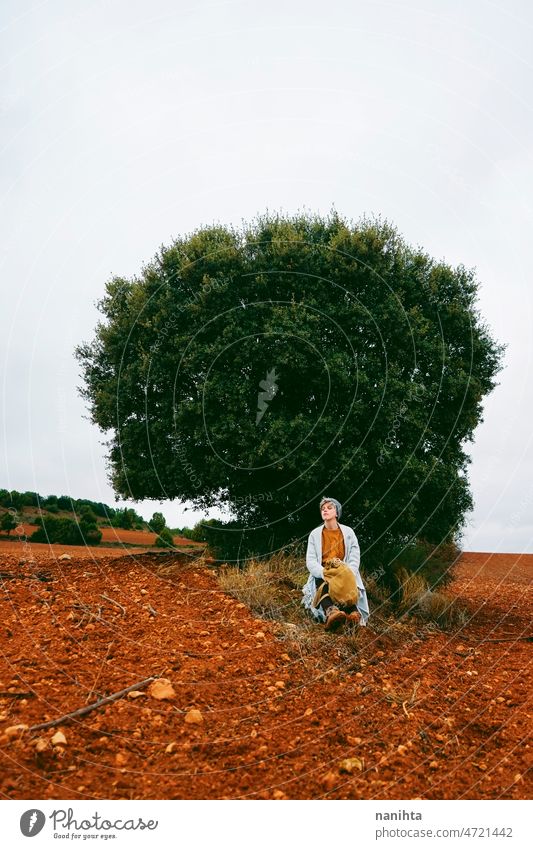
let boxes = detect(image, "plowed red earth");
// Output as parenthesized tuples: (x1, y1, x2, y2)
(2, 524, 200, 549)
(0, 546, 531, 800)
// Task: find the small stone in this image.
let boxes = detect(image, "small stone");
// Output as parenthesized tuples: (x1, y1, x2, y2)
(149, 679, 176, 700)
(58, 554, 72, 561)
(184, 709, 203, 725)
(255, 631, 265, 639)
(51, 731, 67, 746)
(115, 751, 128, 766)
(322, 771, 338, 790)
(304, 707, 313, 717)
(165, 741, 178, 753)
(339, 757, 363, 773)
(140, 589, 148, 595)
(127, 690, 147, 699)
(272, 789, 287, 799)
(4, 724, 29, 739)
(429, 760, 439, 769)
(275, 680, 285, 690)
(32, 737, 49, 753)
(397, 744, 408, 755)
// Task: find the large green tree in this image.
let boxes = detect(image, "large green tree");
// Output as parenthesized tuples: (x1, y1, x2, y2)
(75, 212, 503, 569)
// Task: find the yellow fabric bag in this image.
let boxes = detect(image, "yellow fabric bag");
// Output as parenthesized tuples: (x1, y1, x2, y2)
(312, 557, 359, 608)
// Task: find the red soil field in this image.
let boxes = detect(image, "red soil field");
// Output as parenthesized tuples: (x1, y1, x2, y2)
(0, 545, 530, 800)
(0, 523, 202, 555)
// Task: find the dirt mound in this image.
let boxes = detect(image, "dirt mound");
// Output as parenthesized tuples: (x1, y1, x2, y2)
(0, 549, 530, 800)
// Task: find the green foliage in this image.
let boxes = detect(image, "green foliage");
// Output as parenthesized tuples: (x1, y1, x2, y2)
(79, 504, 98, 523)
(187, 518, 225, 542)
(110, 507, 142, 529)
(75, 211, 504, 583)
(155, 526, 175, 548)
(149, 511, 166, 534)
(2, 490, 24, 511)
(391, 538, 460, 588)
(30, 516, 102, 546)
(81, 523, 103, 545)
(1, 512, 17, 535)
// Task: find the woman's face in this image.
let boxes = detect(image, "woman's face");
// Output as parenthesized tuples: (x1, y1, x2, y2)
(321, 502, 337, 521)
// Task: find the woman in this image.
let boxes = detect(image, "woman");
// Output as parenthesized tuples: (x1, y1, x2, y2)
(301, 496, 370, 631)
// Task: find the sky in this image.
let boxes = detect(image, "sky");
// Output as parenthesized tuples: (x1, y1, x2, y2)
(1, 0, 532, 553)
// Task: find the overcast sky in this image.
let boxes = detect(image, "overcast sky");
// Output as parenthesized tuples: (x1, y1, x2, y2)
(1, 0, 532, 553)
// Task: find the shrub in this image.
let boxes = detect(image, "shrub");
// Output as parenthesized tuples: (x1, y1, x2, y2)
(79, 505, 98, 523)
(0, 512, 17, 535)
(155, 527, 175, 548)
(149, 512, 166, 535)
(30, 516, 102, 546)
(81, 525, 103, 545)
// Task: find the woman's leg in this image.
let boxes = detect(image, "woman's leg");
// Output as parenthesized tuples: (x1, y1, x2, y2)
(315, 579, 347, 631)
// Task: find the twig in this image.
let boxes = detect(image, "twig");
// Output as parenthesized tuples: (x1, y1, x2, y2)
(85, 641, 114, 704)
(0, 691, 35, 698)
(28, 676, 157, 732)
(0, 572, 53, 582)
(101, 593, 126, 615)
(481, 636, 533, 644)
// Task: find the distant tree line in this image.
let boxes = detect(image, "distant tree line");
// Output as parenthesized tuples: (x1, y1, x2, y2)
(0, 488, 145, 529)
(0, 487, 213, 550)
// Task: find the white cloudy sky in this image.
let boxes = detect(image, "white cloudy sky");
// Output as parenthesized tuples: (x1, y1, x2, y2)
(1, 0, 532, 552)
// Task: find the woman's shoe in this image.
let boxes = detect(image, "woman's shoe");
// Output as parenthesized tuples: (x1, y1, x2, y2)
(324, 606, 347, 632)
(345, 610, 361, 626)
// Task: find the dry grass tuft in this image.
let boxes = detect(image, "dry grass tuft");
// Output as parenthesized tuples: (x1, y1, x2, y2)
(397, 567, 428, 612)
(417, 589, 468, 628)
(396, 566, 468, 629)
(383, 678, 421, 707)
(217, 553, 308, 623)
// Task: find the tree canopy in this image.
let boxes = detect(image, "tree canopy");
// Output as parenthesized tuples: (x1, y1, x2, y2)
(75, 211, 503, 570)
